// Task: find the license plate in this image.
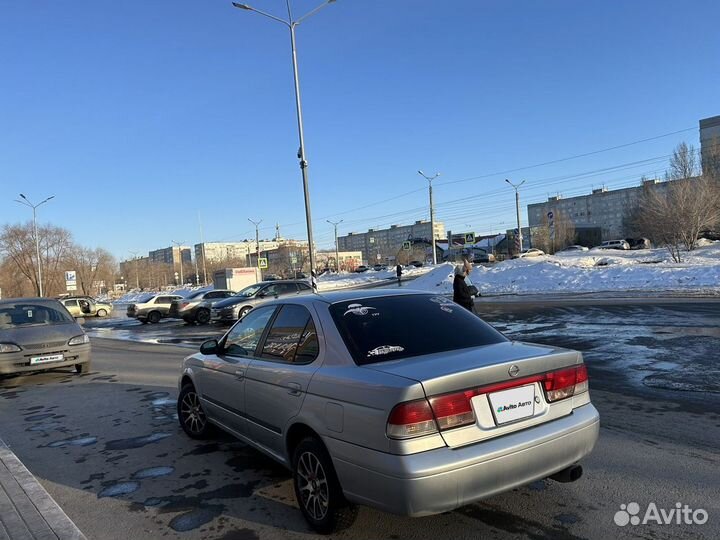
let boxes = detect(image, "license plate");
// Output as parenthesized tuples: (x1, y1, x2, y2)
(488, 384, 536, 425)
(30, 354, 65, 365)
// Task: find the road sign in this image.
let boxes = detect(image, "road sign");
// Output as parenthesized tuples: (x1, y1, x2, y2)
(464, 233, 475, 245)
(547, 211, 554, 220)
(402, 241, 411, 251)
(258, 257, 268, 269)
(65, 270, 77, 292)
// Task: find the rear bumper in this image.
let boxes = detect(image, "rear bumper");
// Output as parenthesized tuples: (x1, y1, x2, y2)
(327, 403, 599, 517)
(0, 344, 91, 375)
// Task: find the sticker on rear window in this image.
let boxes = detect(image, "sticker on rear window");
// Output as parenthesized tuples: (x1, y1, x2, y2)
(344, 304, 376, 316)
(429, 296, 454, 305)
(367, 345, 404, 357)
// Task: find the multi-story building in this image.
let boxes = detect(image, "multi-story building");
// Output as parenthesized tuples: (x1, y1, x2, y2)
(700, 115, 720, 179)
(337, 220, 445, 264)
(316, 251, 363, 271)
(194, 241, 280, 265)
(527, 179, 671, 241)
(148, 246, 192, 266)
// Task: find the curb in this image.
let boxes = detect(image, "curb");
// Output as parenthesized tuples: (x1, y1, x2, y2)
(0, 437, 86, 539)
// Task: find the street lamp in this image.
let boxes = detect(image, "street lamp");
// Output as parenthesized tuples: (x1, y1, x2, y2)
(418, 170, 440, 265)
(505, 179, 526, 254)
(248, 218, 262, 273)
(232, 1, 337, 290)
(326, 219, 343, 272)
(14, 194, 54, 296)
(171, 240, 185, 286)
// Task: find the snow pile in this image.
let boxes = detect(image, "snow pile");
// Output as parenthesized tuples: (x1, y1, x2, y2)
(316, 266, 432, 291)
(405, 242, 720, 296)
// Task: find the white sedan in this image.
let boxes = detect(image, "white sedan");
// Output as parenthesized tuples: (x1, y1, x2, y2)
(517, 248, 546, 258)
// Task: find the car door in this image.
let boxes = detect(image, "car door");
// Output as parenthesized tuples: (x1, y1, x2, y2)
(155, 296, 178, 315)
(63, 299, 80, 317)
(244, 303, 322, 459)
(196, 305, 278, 437)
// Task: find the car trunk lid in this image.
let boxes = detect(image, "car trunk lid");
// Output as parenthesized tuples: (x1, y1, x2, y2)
(366, 341, 583, 448)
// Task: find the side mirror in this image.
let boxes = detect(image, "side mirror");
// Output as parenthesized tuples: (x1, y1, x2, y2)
(200, 339, 219, 355)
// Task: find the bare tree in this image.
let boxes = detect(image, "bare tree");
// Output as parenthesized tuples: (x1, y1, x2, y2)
(531, 209, 576, 253)
(630, 177, 720, 262)
(0, 222, 73, 296)
(67, 246, 117, 295)
(668, 142, 699, 181)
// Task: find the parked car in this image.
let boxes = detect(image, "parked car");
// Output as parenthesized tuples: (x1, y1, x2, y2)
(355, 265, 369, 273)
(627, 238, 652, 250)
(372, 264, 387, 271)
(209, 280, 312, 324)
(177, 290, 599, 533)
(558, 245, 589, 253)
(168, 289, 235, 325)
(126, 294, 183, 324)
(0, 298, 91, 375)
(264, 274, 282, 281)
(408, 260, 424, 267)
(61, 297, 113, 318)
(474, 252, 496, 263)
(597, 240, 630, 250)
(516, 248, 546, 258)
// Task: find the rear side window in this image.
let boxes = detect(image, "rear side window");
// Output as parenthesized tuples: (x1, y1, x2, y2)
(329, 295, 507, 365)
(260, 305, 319, 364)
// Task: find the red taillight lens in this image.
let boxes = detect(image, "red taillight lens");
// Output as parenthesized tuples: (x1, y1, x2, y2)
(544, 365, 589, 402)
(387, 399, 437, 439)
(181, 302, 190, 308)
(429, 391, 475, 430)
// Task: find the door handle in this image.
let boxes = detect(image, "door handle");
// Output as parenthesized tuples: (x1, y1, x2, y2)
(287, 382, 301, 396)
(235, 369, 244, 379)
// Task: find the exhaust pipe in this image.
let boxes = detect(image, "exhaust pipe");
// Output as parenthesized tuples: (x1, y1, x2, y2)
(550, 465, 583, 483)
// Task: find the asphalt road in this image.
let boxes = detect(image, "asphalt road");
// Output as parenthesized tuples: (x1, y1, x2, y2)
(0, 301, 719, 540)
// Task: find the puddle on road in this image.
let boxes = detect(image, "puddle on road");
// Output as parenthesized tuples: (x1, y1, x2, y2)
(27, 422, 64, 433)
(168, 508, 220, 532)
(151, 398, 177, 407)
(98, 481, 140, 498)
(24, 413, 55, 422)
(133, 466, 175, 479)
(46, 436, 97, 448)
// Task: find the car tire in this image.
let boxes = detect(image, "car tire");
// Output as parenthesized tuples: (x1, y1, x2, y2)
(195, 309, 210, 325)
(96, 308, 108, 317)
(148, 311, 161, 324)
(238, 306, 252, 320)
(177, 384, 213, 440)
(292, 437, 357, 534)
(74, 362, 91, 374)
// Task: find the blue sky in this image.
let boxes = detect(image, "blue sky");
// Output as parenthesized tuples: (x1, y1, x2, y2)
(1, 0, 719, 259)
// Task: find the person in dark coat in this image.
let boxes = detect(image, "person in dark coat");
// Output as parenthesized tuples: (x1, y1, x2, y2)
(396, 264, 403, 286)
(452, 264, 473, 311)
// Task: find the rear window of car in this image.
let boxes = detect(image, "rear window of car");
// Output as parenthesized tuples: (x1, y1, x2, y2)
(329, 295, 507, 365)
(0, 304, 74, 327)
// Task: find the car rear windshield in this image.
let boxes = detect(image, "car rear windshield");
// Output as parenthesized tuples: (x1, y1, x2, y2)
(0, 304, 74, 328)
(329, 295, 507, 365)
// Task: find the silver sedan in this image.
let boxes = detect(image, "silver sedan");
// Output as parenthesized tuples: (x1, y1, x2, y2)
(177, 290, 599, 533)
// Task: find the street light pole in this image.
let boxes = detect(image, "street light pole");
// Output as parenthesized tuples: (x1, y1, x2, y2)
(326, 219, 343, 272)
(232, 1, 336, 291)
(248, 218, 263, 273)
(15, 194, 54, 297)
(505, 179, 526, 254)
(171, 240, 185, 286)
(418, 170, 440, 265)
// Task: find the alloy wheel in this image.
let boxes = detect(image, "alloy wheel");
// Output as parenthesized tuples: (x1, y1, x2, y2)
(296, 451, 329, 521)
(180, 390, 207, 435)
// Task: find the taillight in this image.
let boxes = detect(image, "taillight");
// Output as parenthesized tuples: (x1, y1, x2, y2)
(429, 391, 475, 430)
(544, 364, 588, 402)
(180, 302, 190, 308)
(387, 399, 438, 439)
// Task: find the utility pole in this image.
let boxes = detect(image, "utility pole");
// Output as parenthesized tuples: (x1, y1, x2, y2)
(171, 240, 185, 286)
(249, 218, 262, 277)
(232, 1, 336, 291)
(275, 222, 281, 241)
(326, 219, 343, 272)
(198, 212, 208, 285)
(418, 170, 440, 265)
(15, 194, 54, 296)
(505, 179, 526, 254)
